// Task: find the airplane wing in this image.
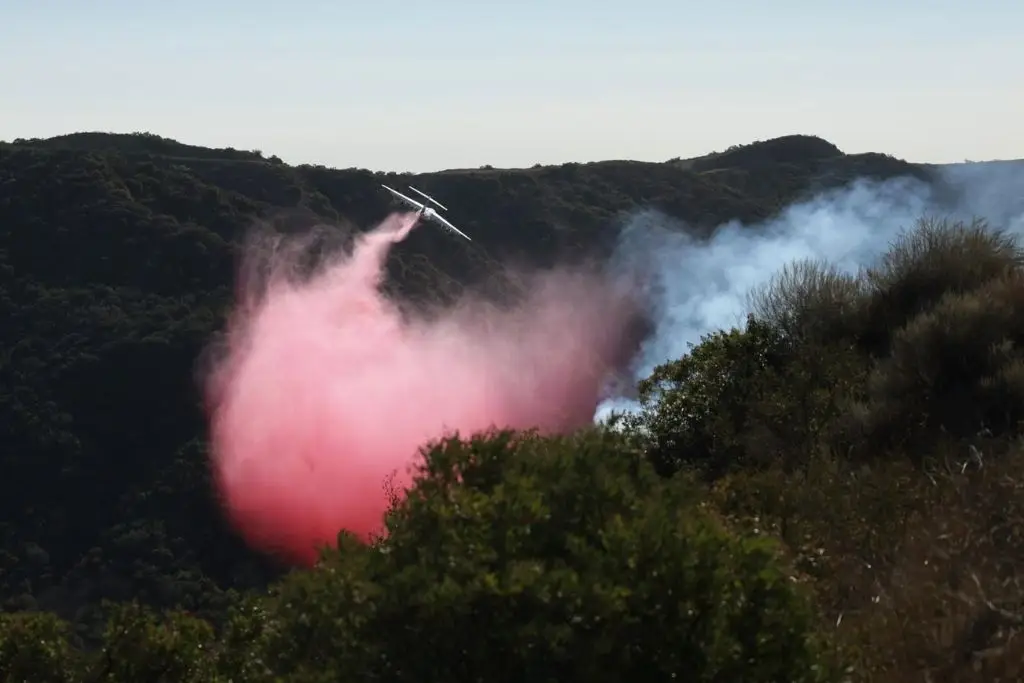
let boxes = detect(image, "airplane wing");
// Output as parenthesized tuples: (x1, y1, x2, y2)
(426, 212, 473, 242)
(408, 185, 448, 211)
(381, 184, 425, 211)
(382, 183, 471, 241)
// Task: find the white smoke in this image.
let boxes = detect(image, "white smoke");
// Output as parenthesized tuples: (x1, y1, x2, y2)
(597, 161, 1024, 420)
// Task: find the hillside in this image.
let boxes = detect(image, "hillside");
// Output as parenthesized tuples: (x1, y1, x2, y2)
(2, 131, 1023, 681)
(0, 132, 912, 610)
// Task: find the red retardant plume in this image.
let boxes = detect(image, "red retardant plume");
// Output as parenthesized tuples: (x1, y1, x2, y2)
(204, 213, 647, 566)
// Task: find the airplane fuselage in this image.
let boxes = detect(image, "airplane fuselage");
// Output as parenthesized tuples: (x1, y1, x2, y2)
(380, 183, 472, 241)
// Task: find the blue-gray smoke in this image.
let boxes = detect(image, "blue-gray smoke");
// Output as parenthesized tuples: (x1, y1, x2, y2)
(597, 161, 1024, 421)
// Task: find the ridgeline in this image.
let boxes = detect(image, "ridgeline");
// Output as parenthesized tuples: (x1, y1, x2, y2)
(1, 131, 1021, 682)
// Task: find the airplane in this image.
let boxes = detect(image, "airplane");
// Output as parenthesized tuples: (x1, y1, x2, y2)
(380, 184, 472, 242)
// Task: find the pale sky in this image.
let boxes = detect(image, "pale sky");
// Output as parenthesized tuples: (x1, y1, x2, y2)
(2, 0, 1021, 172)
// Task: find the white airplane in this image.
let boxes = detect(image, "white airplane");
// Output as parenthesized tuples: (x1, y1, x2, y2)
(380, 184, 472, 242)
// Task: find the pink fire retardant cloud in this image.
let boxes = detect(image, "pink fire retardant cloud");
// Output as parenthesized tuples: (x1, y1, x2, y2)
(203, 213, 647, 566)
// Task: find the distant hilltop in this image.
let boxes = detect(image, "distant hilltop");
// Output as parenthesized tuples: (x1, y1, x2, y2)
(2, 130, 281, 165)
(2, 130, 910, 175)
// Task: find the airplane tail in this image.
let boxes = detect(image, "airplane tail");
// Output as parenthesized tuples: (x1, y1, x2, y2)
(408, 186, 448, 212)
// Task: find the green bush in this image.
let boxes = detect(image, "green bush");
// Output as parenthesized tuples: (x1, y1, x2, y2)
(748, 258, 866, 345)
(631, 316, 865, 475)
(858, 217, 1024, 356)
(853, 270, 1024, 453)
(629, 319, 793, 475)
(86, 602, 218, 683)
(0, 611, 82, 683)
(260, 429, 839, 683)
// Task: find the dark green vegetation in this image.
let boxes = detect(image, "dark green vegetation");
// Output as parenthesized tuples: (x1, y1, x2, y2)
(2, 131, 1022, 681)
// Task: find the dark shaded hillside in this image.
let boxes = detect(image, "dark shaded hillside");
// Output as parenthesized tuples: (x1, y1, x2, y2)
(0, 131, 937, 637)
(4, 131, 272, 164)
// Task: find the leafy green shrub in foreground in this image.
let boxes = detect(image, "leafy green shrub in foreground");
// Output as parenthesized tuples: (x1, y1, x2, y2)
(748, 258, 866, 346)
(629, 316, 864, 476)
(0, 604, 222, 683)
(261, 429, 840, 683)
(0, 611, 82, 683)
(627, 319, 793, 476)
(858, 217, 1024, 356)
(857, 270, 1024, 452)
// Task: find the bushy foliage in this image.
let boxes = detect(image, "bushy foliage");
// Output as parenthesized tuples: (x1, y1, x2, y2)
(856, 271, 1024, 452)
(709, 442, 1024, 682)
(630, 315, 865, 476)
(0, 611, 82, 682)
(87, 602, 219, 682)
(858, 217, 1024, 355)
(260, 429, 835, 682)
(0, 430, 836, 682)
(630, 319, 793, 475)
(748, 258, 867, 345)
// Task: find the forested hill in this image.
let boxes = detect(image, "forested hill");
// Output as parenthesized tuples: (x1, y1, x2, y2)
(0, 130, 945, 639)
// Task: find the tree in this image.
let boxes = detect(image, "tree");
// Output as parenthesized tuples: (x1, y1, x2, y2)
(0, 611, 81, 683)
(629, 318, 794, 476)
(85, 602, 217, 682)
(260, 429, 839, 682)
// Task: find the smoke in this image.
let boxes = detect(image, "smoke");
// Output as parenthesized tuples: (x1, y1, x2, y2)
(204, 212, 647, 565)
(596, 161, 1024, 420)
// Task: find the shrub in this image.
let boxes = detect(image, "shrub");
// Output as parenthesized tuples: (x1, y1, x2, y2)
(629, 318, 793, 475)
(632, 316, 866, 475)
(87, 602, 218, 682)
(261, 429, 840, 683)
(748, 258, 867, 345)
(858, 217, 1024, 356)
(706, 442, 1024, 682)
(853, 270, 1024, 453)
(0, 611, 81, 683)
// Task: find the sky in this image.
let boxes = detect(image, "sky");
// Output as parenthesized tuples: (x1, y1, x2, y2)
(2, 0, 1021, 172)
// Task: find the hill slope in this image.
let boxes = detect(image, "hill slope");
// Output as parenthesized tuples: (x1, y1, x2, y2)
(0, 131, 978, 635)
